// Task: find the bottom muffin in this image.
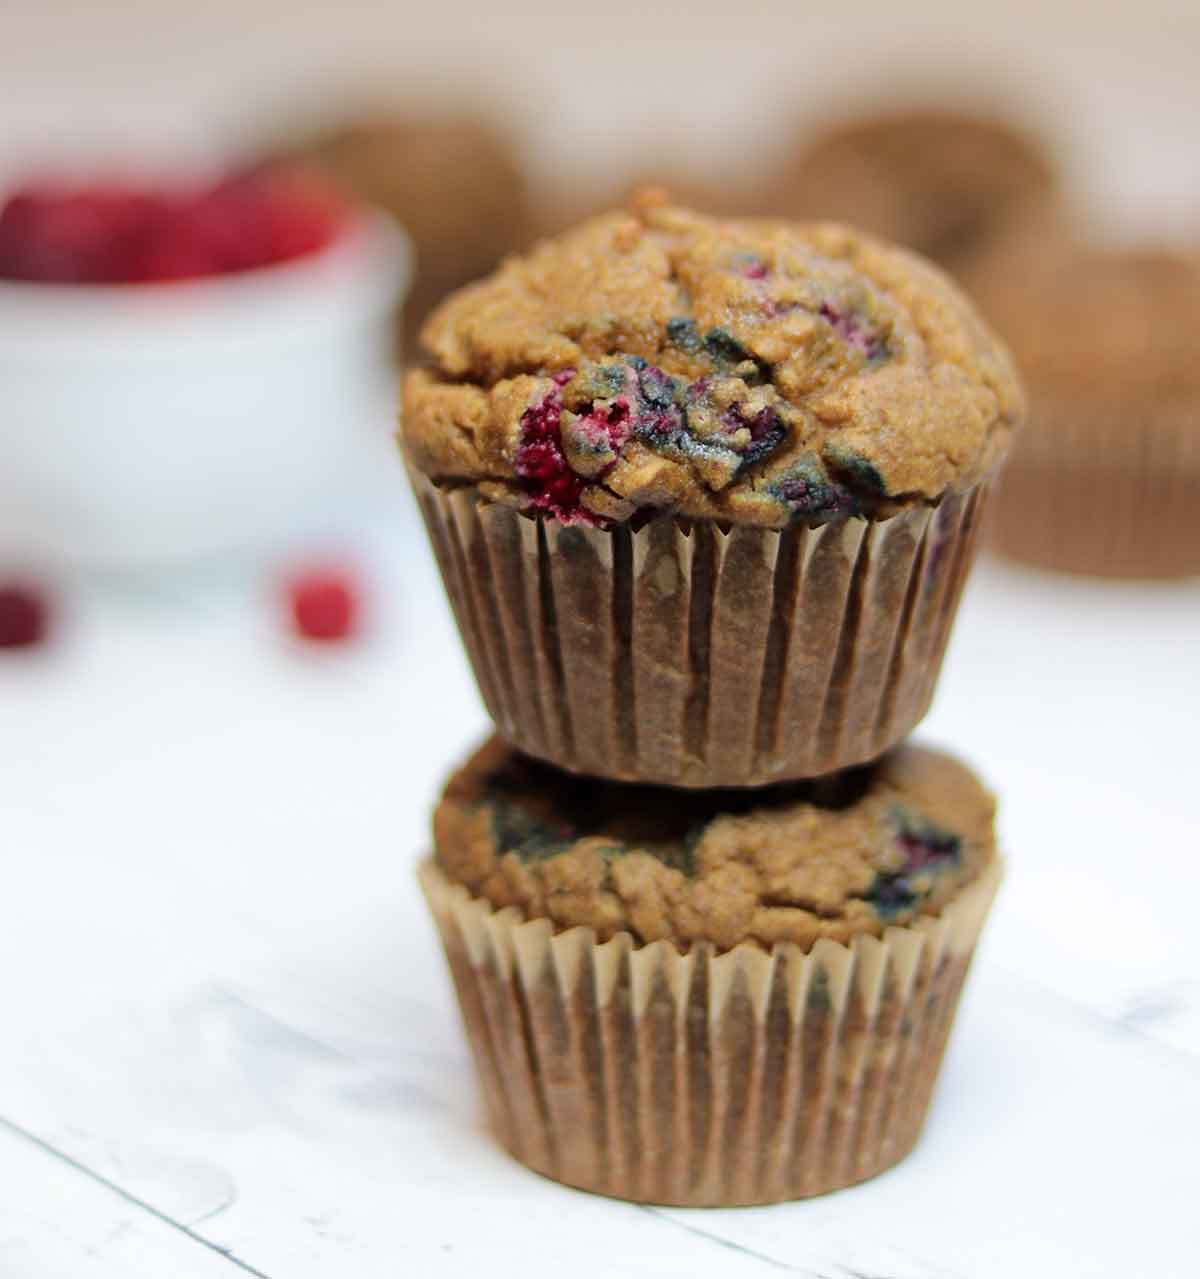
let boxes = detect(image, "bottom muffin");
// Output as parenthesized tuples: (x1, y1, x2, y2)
(421, 737, 1002, 1206)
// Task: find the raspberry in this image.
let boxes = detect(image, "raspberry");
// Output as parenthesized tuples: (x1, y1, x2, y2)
(0, 169, 347, 285)
(514, 376, 605, 526)
(288, 569, 359, 642)
(769, 458, 852, 517)
(819, 302, 888, 362)
(735, 254, 769, 279)
(716, 402, 786, 468)
(0, 583, 49, 649)
(896, 823, 961, 872)
(865, 815, 961, 921)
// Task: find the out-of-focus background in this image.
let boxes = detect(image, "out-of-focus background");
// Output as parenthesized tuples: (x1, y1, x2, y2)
(3, 0, 1199, 236)
(2, 4, 1199, 1278)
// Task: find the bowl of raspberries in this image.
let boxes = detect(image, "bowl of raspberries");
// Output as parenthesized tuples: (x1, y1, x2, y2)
(0, 167, 410, 568)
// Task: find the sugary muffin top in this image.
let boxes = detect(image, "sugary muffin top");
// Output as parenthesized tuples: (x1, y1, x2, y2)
(777, 109, 1057, 267)
(974, 242, 1200, 402)
(401, 195, 1022, 527)
(433, 736, 996, 952)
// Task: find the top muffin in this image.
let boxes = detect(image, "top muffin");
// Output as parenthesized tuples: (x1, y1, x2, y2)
(402, 196, 1022, 528)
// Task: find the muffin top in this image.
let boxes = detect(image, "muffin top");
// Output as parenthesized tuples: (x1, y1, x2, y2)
(974, 241, 1200, 403)
(775, 109, 1057, 269)
(402, 195, 1022, 528)
(433, 736, 996, 952)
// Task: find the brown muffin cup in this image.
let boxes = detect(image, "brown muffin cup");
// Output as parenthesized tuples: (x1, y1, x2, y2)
(989, 397, 1200, 578)
(411, 470, 994, 786)
(419, 855, 1002, 1207)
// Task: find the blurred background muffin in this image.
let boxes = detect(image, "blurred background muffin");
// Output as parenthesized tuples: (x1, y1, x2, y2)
(972, 237, 1200, 578)
(267, 110, 532, 355)
(767, 107, 1060, 277)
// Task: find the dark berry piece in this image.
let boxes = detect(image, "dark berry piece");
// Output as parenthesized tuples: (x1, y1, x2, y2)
(633, 408, 687, 452)
(288, 569, 359, 641)
(703, 328, 772, 382)
(636, 363, 677, 410)
(734, 253, 768, 279)
(0, 583, 49, 649)
(819, 301, 889, 363)
(823, 443, 888, 499)
(894, 812, 962, 872)
(666, 316, 703, 353)
(865, 872, 918, 920)
(866, 811, 962, 920)
(703, 327, 751, 365)
(715, 403, 787, 470)
(491, 801, 574, 863)
(769, 456, 849, 516)
(740, 407, 787, 467)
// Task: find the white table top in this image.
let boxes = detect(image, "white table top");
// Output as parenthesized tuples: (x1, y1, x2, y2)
(3, 487, 1199, 1279)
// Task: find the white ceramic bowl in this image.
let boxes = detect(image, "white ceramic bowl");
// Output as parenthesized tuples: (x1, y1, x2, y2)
(0, 212, 410, 569)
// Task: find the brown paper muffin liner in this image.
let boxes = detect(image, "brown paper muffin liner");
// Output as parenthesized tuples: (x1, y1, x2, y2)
(990, 398, 1200, 578)
(411, 471, 993, 786)
(419, 855, 1002, 1206)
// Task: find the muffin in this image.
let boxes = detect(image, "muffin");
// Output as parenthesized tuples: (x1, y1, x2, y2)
(976, 242, 1200, 577)
(420, 735, 1002, 1206)
(272, 111, 531, 349)
(401, 196, 1023, 786)
(771, 108, 1058, 275)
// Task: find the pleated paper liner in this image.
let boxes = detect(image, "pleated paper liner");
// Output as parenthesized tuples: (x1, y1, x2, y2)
(420, 855, 1002, 1207)
(411, 470, 993, 787)
(989, 397, 1200, 578)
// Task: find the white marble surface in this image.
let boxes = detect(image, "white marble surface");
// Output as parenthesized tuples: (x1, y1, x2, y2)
(3, 483, 1199, 1279)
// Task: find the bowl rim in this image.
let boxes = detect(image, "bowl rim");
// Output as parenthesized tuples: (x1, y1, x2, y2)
(0, 207, 412, 350)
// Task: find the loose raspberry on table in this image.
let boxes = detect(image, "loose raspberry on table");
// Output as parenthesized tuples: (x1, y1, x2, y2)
(287, 568, 360, 642)
(0, 582, 50, 649)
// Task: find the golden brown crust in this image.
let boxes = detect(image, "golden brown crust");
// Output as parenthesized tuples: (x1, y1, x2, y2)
(401, 198, 1022, 526)
(433, 736, 997, 952)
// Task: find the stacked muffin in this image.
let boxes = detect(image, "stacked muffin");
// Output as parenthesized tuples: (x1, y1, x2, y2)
(400, 196, 1022, 1205)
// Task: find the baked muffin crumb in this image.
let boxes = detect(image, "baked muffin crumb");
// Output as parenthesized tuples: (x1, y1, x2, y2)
(402, 198, 1022, 527)
(434, 736, 997, 951)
